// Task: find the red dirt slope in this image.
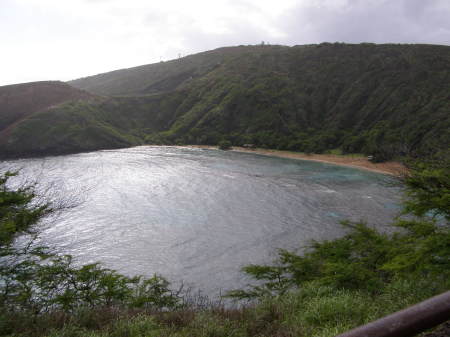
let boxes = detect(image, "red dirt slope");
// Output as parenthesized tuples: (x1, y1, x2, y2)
(0, 81, 96, 139)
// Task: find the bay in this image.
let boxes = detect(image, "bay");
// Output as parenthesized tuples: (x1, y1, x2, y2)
(1, 146, 401, 297)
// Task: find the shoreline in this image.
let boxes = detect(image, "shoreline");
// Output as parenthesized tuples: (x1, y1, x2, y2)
(185, 145, 407, 176)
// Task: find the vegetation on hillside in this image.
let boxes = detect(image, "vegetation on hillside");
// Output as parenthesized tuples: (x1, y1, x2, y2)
(1, 43, 449, 160)
(69, 46, 262, 96)
(1, 43, 448, 336)
(0, 153, 448, 336)
(0, 81, 95, 135)
(218, 140, 232, 150)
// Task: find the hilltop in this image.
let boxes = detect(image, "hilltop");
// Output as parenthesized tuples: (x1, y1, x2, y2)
(69, 45, 267, 96)
(1, 43, 449, 159)
(0, 81, 95, 135)
(1, 44, 449, 337)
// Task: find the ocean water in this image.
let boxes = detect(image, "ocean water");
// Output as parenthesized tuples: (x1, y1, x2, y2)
(1, 146, 402, 297)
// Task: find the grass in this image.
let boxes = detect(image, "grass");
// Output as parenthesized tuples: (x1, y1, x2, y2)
(2, 275, 446, 337)
(1, 154, 448, 337)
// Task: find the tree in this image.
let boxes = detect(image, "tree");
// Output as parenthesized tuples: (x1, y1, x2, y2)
(402, 156, 450, 221)
(0, 172, 51, 247)
(0, 172, 181, 319)
(218, 140, 232, 150)
(226, 158, 450, 300)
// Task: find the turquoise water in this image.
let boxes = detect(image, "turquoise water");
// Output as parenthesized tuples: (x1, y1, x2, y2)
(2, 146, 401, 297)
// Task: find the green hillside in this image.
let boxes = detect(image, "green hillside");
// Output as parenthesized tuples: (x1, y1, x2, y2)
(1, 43, 449, 159)
(68, 46, 264, 96)
(0, 81, 95, 134)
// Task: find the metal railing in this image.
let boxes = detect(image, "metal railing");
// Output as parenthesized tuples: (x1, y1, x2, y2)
(335, 291, 450, 337)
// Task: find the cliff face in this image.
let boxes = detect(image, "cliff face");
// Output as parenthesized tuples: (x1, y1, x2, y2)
(1, 43, 449, 159)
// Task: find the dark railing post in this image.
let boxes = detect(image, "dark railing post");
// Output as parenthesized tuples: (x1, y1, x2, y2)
(335, 291, 450, 337)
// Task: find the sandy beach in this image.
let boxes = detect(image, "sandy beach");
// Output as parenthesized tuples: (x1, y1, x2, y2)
(186, 145, 407, 176)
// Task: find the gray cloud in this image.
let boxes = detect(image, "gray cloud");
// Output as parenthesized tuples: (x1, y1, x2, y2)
(1, 0, 449, 86)
(278, 0, 450, 45)
(179, 20, 269, 54)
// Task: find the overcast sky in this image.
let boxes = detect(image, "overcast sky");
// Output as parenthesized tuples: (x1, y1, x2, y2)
(1, 0, 449, 86)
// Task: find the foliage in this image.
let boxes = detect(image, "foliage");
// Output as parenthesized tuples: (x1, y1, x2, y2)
(402, 155, 450, 221)
(0, 172, 181, 328)
(218, 140, 232, 150)
(0, 171, 51, 246)
(3, 274, 447, 337)
(226, 160, 450, 300)
(1, 147, 449, 336)
(1, 43, 449, 160)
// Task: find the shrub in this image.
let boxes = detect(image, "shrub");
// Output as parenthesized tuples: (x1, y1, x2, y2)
(0, 172, 181, 319)
(226, 158, 450, 300)
(218, 140, 232, 150)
